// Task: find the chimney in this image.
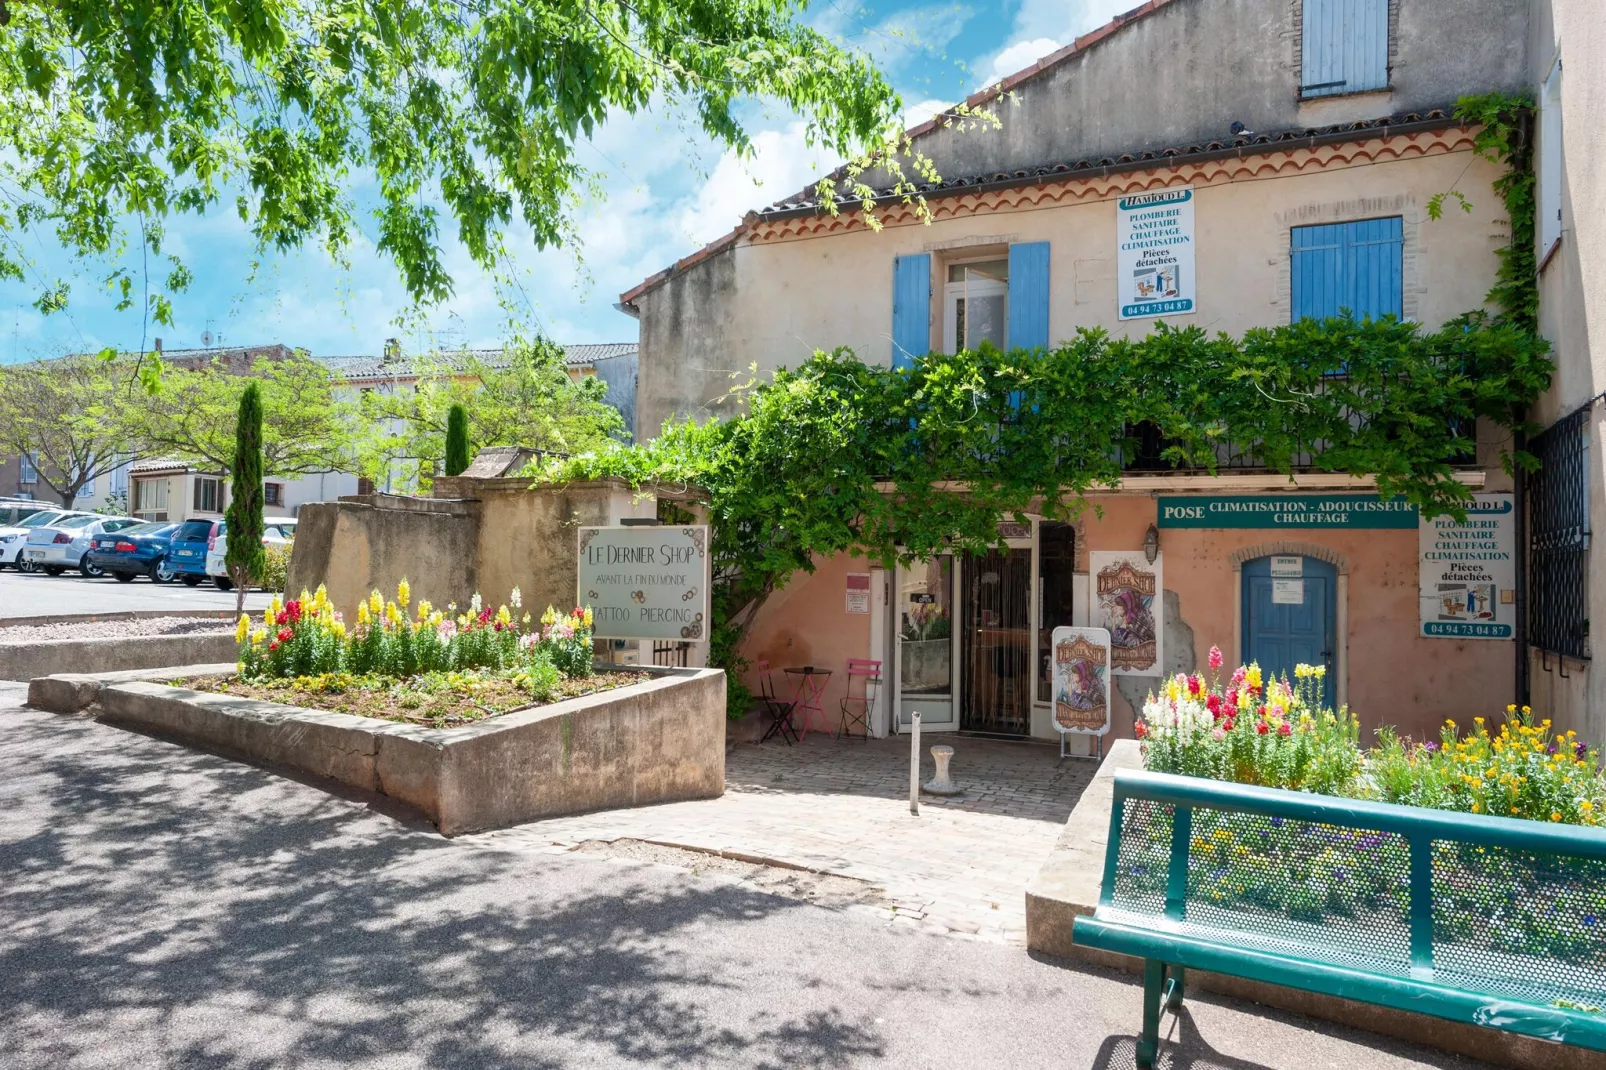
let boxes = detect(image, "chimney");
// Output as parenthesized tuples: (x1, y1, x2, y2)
(383, 337, 401, 363)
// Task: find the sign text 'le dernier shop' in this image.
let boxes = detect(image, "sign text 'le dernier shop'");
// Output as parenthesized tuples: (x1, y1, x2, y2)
(577, 526, 711, 641)
(1157, 495, 1419, 529)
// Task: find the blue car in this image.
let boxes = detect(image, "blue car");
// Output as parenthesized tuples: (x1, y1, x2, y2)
(82, 522, 180, 583)
(164, 518, 221, 584)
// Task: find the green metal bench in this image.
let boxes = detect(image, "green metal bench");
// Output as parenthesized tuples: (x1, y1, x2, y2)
(1073, 769, 1606, 1067)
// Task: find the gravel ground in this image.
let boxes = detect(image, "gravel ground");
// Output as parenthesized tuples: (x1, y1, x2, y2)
(0, 615, 231, 644)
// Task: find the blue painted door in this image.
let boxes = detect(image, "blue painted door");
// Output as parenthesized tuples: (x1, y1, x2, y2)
(1242, 556, 1337, 708)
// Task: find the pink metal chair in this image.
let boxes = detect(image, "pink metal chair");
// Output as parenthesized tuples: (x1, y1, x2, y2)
(836, 658, 882, 741)
(755, 658, 798, 745)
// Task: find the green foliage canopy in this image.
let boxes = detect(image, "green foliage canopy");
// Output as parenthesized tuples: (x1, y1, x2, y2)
(0, 353, 138, 506)
(0, 0, 919, 340)
(540, 316, 1553, 708)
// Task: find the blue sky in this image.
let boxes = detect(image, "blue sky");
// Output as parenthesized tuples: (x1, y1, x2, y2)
(0, 0, 1133, 364)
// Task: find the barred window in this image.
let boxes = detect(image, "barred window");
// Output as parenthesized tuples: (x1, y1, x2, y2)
(1527, 406, 1591, 660)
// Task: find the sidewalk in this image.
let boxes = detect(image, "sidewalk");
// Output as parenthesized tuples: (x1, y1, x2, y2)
(464, 733, 1097, 943)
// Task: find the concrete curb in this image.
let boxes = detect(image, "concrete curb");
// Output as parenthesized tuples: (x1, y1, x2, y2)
(90, 667, 727, 836)
(1024, 741, 1606, 1070)
(25, 662, 239, 713)
(0, 633, 238, 682)
(0, 609, 239, 629)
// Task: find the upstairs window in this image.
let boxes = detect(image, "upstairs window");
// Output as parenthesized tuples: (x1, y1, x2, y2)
(264, 482, 283, 507)
(193, 476, 223, 513)
(1539, 57, 1563, 260)
(18, 452, 38, 484)
(1301, 0, 1388, 98)
(1291, 217, 1403, 322)
(943, 260, 1009, 353)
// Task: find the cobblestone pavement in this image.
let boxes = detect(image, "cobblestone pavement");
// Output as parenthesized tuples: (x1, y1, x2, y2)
(464, 734, 1098, 945)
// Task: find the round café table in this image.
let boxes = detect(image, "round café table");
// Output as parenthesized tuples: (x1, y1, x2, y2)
(783, 666, 833, 742)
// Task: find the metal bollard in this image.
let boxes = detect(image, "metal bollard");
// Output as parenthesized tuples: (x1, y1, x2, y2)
(909, 711, 921, 815)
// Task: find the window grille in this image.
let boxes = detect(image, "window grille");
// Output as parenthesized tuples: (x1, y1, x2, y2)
(1527, 405, 1591, 660)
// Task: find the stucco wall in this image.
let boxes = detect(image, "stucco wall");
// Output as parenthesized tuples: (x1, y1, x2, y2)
(1525, 0, 1606, 747)
(749, 494, 1515, 747)
(638, 147, 1509, 436)
(903, 0, 1527, 182)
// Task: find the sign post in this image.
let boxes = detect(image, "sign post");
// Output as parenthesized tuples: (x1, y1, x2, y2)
(1051, 626, 1113, 763)
(577, 525, 711, 641)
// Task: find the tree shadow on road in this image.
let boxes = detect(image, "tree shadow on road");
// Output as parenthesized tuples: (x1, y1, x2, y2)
(0, 710, 887, 1068)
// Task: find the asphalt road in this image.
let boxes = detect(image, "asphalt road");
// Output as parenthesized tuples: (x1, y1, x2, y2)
(0, 687, 1488, 1070)
(0, 568, 272, 619)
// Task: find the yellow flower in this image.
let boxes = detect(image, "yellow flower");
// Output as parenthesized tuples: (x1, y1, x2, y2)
(357, 601, 370, 626)
(1506, 704, 1517, 714)
(1245, 665, 1262, 691)
(312, 585, 327, 611)
(369, 590, 383, 615)
(583, 607, 593, 627)
(1313, 665, 1325, 678)
(496, 605, 512, 626)
(417, 599, 433, 621)
(1581, 800, 1594, 814)
(397, 578, 411, 608)
(250, 628, 265, 646)
(235, 614, 251, 642)
(1551, 812, 1562, 822)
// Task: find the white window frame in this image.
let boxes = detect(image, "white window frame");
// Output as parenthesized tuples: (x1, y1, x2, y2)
(194, 475, 224, 513)
(18, 452, 38, 484)
(1539, 56, 1563, 264)
(941, 258, 1009, 355)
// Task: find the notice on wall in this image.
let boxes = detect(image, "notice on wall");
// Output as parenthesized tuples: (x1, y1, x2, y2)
(577, 526, 711, 641)
(1051, 626, 1112, 736)
(1157, 494, 1418, 529)
(845, 573, 871, 615)
(1117, 187, 1195, 320)
(1272, 579, 1304, 605)
(1089, 551, 1163, 676)
(1270, 556, 1303, 578)
(1419, 494, 1515, 640)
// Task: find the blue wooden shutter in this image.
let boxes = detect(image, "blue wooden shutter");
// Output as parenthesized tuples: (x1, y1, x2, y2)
(1291, 217, 1401, 321)
(1007, 242, 1051, 350)
(1301, 0, 1388, 97)
(891, 253, 931, 368)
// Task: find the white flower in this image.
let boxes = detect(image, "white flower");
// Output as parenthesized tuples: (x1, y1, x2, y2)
(469, 593, 482, 614)
(509, 586, 522, 609)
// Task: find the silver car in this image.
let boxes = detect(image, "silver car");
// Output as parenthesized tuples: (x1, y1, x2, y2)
(22, 514, 143, 577)
(0, 508, 72, 569)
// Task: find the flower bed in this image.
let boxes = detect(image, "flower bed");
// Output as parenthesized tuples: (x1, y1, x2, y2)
(183, 668, 639, 728)
(1134, 646, 1606, 978)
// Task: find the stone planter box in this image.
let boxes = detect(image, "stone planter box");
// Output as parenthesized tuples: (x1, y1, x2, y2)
(0, 632, 238, 682)
(80, 666, 725, 835)
(1025, 741, 1606, 1070)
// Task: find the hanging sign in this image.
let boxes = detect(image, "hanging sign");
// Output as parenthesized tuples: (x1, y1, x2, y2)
(1117, 187, 1195, 320)
(1157, 494, 1418, 529)
(1419, 494, 1516, 639)
(1089, 551, 1164, 675)
(577, 526, 710, 641)
(1052, 626, 1112, 736)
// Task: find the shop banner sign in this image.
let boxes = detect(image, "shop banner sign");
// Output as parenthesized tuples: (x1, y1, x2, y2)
(1052, 626, 1112, 736)
(1118, 187, 1195, 320)
(577, 525, 710, 641)
(1089, 551, 1163, 676)
(1157, 494, 1418, 529)
(1419, 494, 1515, 640)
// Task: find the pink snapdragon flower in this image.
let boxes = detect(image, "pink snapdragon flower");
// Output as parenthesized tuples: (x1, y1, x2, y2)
(1208, 645, 1224, 672)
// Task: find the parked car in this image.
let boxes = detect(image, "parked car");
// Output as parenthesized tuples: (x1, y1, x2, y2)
(0, 498, 55, 526)
(165, 518, 222, 586)
(205, 517, 298, 590)
(0, 509, 73, 570)
(81, 522, 181, 583)
(21, 514, 143, 576)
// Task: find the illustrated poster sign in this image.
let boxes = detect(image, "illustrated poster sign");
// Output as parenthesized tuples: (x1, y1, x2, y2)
(1117, 187, 1195, 320)
(1052, 626, 1112, 736)
(1419, 495, 1516, 640)
(577, 526, 711, 641)
(1089, 551, 1164, 675)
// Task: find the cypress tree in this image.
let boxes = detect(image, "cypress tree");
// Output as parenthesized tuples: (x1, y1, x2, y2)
(445, 403, 470, 476)
(224, 383, 266, 616)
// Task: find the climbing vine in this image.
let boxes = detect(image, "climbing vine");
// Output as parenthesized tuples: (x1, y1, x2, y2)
(1429, 92, 1539, 331)
(540, 315, 1552, 712)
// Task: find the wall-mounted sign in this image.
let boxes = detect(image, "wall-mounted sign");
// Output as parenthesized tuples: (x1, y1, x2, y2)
(1419, 494, 1515, 640)
(577, 526, 711, 641)
(1090, 551, 1163, 676)
(1269, 556, 1303, 578)
(845, 573, 871, 615)
(1272, 578, 1304, 604)
(1051, 626, 1112, 735)
(1157, 494, 1418, 529)
(1118, 187, 1195, 320)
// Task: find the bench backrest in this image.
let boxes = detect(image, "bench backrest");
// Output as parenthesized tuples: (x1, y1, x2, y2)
(1102, 770, 1606, 1009)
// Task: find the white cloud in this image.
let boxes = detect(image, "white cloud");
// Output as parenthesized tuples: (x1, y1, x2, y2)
(901, 97, 956, 129)
(985, 37, 1063, 85)
(676, 121, 837, 246)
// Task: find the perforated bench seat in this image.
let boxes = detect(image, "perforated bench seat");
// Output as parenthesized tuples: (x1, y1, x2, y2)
(1072, 770, 1606, 1068)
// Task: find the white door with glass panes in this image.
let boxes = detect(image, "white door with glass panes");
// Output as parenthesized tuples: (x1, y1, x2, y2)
(943, 260, 1008, 353)
(895, 555, 958, 731)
